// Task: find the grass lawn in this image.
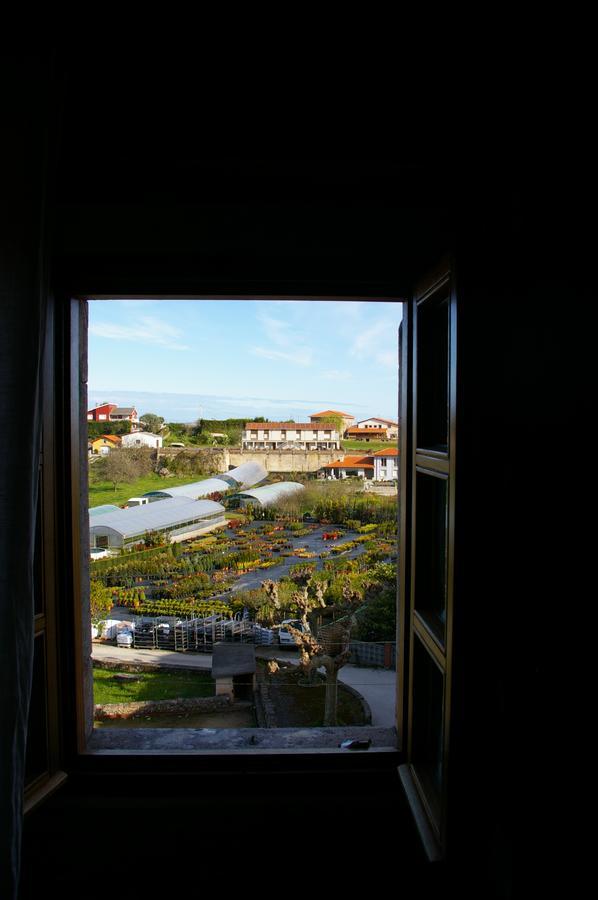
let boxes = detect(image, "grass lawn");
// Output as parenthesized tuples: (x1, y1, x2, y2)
(88, 472, 213, 508)
(93, 667, 214, 705)
(341, 440, 397, 453)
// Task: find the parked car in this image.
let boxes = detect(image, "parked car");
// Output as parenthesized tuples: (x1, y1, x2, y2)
(278, 619, 309, 647)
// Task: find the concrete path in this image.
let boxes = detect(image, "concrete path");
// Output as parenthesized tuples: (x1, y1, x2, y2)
(92, 642, 213, 670)
(336, 664, 396, 727)
(91, 642, 397, 726)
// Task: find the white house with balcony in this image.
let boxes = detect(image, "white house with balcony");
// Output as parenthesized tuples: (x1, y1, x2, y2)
(121, 431, 163, 449)
(242, 422, 341, 450)
(357, 417, 399, 439)
(372, 447, 399, 480)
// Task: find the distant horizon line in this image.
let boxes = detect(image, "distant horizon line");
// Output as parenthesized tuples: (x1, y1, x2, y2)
(87, 387, 397, 425)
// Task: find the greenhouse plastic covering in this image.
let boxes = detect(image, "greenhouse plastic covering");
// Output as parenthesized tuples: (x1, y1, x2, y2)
(88, 503, 121, 518)
(142, 461, 267, 501)
(89, 496, 224, 540)
(229, 481, 305, 507)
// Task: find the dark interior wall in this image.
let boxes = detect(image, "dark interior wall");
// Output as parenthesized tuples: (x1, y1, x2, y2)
(50, 60, 455, 296)
(4, 55, 590, 899)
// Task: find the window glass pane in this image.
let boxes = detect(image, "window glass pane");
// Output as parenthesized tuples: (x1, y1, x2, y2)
(416, 295, 449, 452)
(414, 471, 447, 643)
(411, 635, 444, 817)
(25, 634, 49, 785)
(33, 473, 44, 616)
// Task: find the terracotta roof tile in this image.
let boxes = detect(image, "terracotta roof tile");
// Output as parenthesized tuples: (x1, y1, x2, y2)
(346, 427, 388, 436)
(322, 455, 375, 468)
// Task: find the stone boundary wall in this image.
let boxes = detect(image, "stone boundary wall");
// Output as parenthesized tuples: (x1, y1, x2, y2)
(157, 446, 340, 474)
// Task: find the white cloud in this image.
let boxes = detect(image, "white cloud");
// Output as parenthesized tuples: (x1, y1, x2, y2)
(349, 313, 400, 369)
(256, 311, 294, 348)
(89, 315, 191, 351)
(321, 369, 351, 381)
(250, 346, 313, 366)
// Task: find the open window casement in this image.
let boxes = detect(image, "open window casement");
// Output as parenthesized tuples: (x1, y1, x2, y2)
(398, 259, 457, 861)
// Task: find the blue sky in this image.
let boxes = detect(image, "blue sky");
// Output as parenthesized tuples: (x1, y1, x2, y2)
(88, 299, 403, 423)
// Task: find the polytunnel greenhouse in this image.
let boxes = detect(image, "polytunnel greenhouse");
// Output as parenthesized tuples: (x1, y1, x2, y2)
(227, 481, 305, 509)
(89, 497, 225, 549)
(142, 460, 267, 502)
(88, 503, 121, 518)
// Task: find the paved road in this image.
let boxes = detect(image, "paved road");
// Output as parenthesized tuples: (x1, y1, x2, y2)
(91, 642, 397, 726)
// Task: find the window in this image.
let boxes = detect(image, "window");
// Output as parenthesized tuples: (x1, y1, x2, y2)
(398, 262, 457, 860)
(75, 301, 406, 750)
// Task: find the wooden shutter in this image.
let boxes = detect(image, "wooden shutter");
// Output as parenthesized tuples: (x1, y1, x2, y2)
(399, 260, 456, 859)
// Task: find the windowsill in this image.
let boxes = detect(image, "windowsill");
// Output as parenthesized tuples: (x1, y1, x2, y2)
(87, 725, 398, 755)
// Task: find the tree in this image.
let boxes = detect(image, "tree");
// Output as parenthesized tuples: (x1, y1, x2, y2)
(89, 579, 113, 620)
(139, 412, 164, 434)
(95, 448, 150, 492)
(287, 613, 357, 726)
(326, 413, 346, 439)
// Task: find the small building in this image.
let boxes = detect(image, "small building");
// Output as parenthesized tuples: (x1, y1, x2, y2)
(89, 497, 225, 549)
(109, 406, 140, 426)
(319, 455, 374, 479)
(373, 447, 399, 481)
(242, 422, 340, 450)
(121, 431, 163, 449)
(87, 402, 117, 422)
(227, 481, 305, 508)
(357, 417, 399, 439)
(309, 409, 355, 433)
(211, 644, 256, 701)
(89, 434, 121, 455)
(345, 426, 388, 441)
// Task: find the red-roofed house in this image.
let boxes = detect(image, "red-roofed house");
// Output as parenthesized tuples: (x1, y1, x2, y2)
(373, 447, 399, 481)
(309, 409, 355, 433)
(319, 455, 374, 479)
(242, 422, 341, 450)
(109, 406, 140, 426)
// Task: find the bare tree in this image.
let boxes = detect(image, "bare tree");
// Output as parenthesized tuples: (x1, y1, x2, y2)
(95, 448, 150, 492)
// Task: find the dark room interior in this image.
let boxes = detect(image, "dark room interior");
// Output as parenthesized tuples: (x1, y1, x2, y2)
(1, 54, 588, 898)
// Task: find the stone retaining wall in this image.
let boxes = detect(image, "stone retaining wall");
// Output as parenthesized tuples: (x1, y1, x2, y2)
(157, 446, 340, 474)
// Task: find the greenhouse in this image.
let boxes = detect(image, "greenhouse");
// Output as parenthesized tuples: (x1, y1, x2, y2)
(89, 497, 225, 549)
(88, 504, 121, 518)
(227, 481, 305, 509)
(142, 460, 267, 502)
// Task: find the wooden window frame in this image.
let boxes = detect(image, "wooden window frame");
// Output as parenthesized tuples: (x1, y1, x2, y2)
(398, 259, 457, 861)
(43, 293, 406, 777)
